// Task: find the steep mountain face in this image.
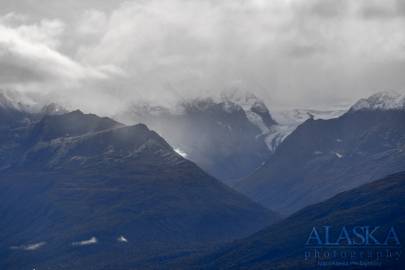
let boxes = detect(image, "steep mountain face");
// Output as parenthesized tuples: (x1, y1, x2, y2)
(236, 92, 405, 214)
(0, 110, 279, 270)
(0, 92, 76, 171)
(117, 92, 350, 184)
(220, 90, 278, 130)
(0, 89, 68, 132)
(117, 94, 277, 183)
(0, 91, 37, 169)
(193, 171, 405, 269)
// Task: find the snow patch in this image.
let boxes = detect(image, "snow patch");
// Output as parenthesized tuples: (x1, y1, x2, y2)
(272, 108, 347, 126)
(221, 89, 264, 112)
(351, 91, 405, 111)
(335, 152, 343, 158)
(261, 107, 349, 153)
(117, 235, 128, 243)
(265, 125, 295, 153)
(174, 148, 188, 158)
(245, 110, 270, 134)
(72, 237, 98, 246)
(10, 242, 46, 251)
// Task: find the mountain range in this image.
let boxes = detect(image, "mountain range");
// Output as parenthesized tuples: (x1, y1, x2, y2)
(116, 91, 347, 184)
(115, 92, 278, 184)
(235, 91, 405, 215)
(1, 89, 404, 269)
(0, 105, 279, 269)
(1, 88, 349, 185)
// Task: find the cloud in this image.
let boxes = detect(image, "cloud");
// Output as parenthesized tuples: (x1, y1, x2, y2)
(0, 14, 118, 95)
(297, 0, 350, 18)
(1, 0, 405, 113)
(359, 0, 405, 19)
(73, 0, 405, 109)
(0, 12, 29, 25)
(76, 9, 107, 36)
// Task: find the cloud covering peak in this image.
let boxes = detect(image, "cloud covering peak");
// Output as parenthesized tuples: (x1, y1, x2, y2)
(1, 0, 405, 115)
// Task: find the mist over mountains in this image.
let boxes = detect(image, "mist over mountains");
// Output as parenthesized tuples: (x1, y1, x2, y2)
(0, 102, 279, 269)
(115, 90, 349, 183)
(1, 88, 405, 269)
(236, 91, 405, 214)
(115, 91, 276, 183)
(2, 88, 347, 183)
(1, 1, 405, 268)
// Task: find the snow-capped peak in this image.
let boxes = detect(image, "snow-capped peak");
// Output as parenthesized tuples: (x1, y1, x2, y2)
(220, 89, 277, 131)
(220, 89, 266, 112)
(350, 91, 405, 111)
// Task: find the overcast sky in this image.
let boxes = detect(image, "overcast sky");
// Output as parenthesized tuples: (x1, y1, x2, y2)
(1, 0, 405, 114)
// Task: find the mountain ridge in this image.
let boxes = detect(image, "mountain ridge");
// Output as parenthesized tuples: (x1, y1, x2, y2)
(235, 92, 405, 214)
(189, 171, 405, 269)
(0, 108, 280, 270)
(116, 94, 275, 183)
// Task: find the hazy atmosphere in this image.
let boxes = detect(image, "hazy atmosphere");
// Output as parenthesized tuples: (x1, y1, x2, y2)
(1, 0, 405, 114)
(1, 1, 405, 269)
